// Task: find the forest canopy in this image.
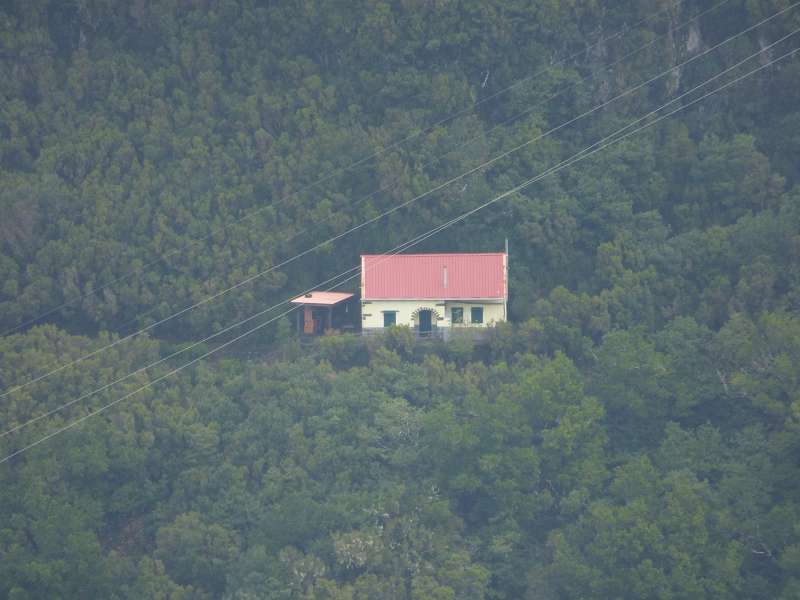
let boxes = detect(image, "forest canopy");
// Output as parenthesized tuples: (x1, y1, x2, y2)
(1, 0, 800, 598)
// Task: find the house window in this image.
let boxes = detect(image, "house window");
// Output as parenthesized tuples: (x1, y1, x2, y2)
(471, 307, 483, 324)
(451, 307, 463, 324)
(383, 311, 397, 327)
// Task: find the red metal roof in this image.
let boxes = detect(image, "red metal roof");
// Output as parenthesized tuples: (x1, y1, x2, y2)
(361, 253, 507, 300)
(291, 291, 354, 306)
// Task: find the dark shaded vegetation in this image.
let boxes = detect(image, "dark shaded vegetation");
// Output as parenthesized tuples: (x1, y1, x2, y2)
(1, 0, 800, 598)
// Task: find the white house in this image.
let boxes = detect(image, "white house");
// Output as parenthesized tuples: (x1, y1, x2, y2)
(360, 252, 508, 336)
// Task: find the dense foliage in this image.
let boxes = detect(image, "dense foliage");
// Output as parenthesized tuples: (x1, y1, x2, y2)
(2, 318, 800, 598)
(1, 0, 800, 598)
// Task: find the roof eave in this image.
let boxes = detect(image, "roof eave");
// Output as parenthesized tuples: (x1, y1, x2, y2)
(361, 296, 506, 302)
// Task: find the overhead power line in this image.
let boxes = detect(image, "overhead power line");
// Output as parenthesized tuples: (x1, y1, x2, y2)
(104, 0, 731, 341)
(5, 22, 795, 443)
(0, 221, 473, 462)
(1, 41, 796, 465)
(0, 0, 789, 401)
(0, 0, 719, 340)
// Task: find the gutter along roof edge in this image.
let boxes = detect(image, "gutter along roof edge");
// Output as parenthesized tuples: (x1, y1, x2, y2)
(361, 252, 506, 258)
(361, 297, 506, 301)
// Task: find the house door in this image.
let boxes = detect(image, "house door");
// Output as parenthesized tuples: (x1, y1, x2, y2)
(418, 309, 433, 335)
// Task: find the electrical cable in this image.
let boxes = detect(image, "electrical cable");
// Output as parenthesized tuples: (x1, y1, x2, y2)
(107, 0, 724, 340)
(0, 219, 474, 461)
(0, 0, 785, 401)
(1, 40, 795, 465)
(0, 0, 714, 339)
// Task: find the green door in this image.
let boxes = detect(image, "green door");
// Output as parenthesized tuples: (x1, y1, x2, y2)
(419, 309, 432, 335)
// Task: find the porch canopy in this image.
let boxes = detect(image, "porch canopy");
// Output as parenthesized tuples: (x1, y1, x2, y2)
(290, 292, 354, 306)
(290, 292, 354, 334)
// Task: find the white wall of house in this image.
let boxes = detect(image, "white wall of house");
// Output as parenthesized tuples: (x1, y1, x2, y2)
(444, 301, 505, 328)
(361, 299, 505, 330)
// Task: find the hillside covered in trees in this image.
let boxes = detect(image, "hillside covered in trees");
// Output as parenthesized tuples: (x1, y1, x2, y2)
(1, 0, 800, 598)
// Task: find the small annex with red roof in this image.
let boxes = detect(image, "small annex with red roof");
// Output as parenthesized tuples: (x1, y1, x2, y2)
(291, 291, 355, 335)
(360, 252, 508, 335)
